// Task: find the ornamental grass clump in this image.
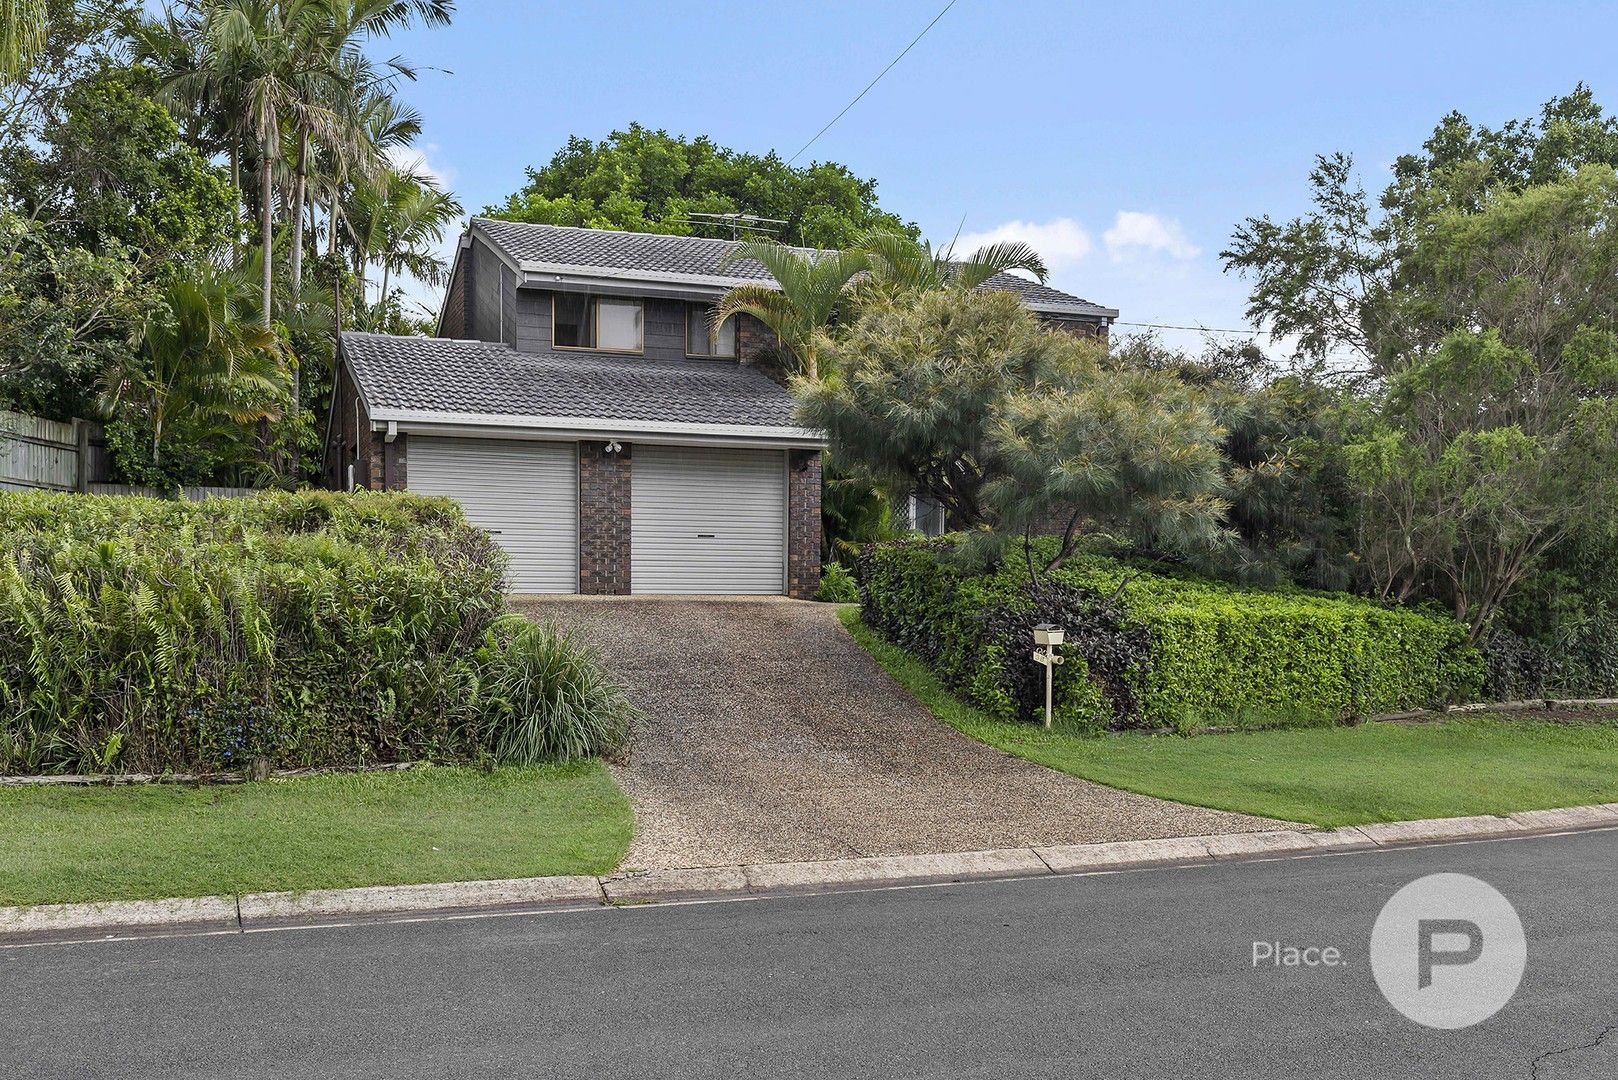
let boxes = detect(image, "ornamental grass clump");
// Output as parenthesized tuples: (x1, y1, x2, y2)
(0, 490, 632, 774)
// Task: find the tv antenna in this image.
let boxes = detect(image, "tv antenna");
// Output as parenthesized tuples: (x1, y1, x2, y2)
(683, 212, 788, 240)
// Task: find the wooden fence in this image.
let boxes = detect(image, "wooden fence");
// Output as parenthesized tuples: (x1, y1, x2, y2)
(86, 484, 260, 500)
(2, 409, 253, 499)
(0, 410, 100, 492)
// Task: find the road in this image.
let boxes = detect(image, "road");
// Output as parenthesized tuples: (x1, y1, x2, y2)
(4, 829, 1616, 1079)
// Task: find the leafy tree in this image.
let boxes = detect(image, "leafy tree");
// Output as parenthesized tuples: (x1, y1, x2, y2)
(37, 66, 235, 259)
(0, 209, 152, 418)
(100, 262, 286, 481)
(1109, 333, 1359, 590)
(1223, 86, 1618, 374)
(1345, 325, 1618, 640)
(801, 289, 1230, 574)
(484, 123, 915, 248)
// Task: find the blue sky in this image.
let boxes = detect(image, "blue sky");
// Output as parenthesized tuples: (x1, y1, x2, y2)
(384, 0, 1618, 351)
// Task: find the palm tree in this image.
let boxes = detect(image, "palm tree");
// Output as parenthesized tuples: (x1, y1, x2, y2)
(200, 0, 336, 327)
(345, 165, 461, 321)
(101, 265, 287, 468)
(0, 0, 47, 79)
(711, 243, 869, 379)
(853, 228, 1049, 294)
(289, 1, 451, 302)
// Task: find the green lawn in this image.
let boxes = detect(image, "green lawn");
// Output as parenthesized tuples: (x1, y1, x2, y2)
(0, 763, 631, 907)
(841, 607, 1618, 828)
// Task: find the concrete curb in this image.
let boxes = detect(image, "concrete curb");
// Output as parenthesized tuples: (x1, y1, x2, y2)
(8, 807, 1618, 939)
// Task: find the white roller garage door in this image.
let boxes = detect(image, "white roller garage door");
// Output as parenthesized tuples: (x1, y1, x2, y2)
(407, 436, 578, 593)
(631, 445, 786, 594)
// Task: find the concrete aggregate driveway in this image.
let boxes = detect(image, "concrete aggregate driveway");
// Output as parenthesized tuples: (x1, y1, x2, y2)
(515, 597, 1282, 869)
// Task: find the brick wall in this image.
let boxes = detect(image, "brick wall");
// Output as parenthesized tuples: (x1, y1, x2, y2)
(787, 448, 823, 599)
(1040, 314, 1110, 340)
(736, 313, 791, 385)
(577, 440, 632, 594)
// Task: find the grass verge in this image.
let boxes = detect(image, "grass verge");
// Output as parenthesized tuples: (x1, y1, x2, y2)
(0, 763, 631, 907)
(841, 606, 1618, 828)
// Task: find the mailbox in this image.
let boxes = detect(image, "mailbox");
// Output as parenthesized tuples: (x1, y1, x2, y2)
(1033, 624, 1064, 647)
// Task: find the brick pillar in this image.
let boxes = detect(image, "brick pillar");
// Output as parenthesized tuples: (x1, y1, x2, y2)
(578, 440, 632, 594)
(787, 448, 822, 599)
(382, 433, 408, 490)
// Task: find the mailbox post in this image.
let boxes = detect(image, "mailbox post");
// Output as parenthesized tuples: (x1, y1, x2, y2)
(1032, 624, 1065, 729)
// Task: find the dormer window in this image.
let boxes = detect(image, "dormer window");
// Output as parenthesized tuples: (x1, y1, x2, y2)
(553, 294, 643, 353)
(686, 303, 738, 358)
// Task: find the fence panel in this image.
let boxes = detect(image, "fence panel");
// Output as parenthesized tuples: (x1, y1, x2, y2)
(85, 484, 261, 500)
(0, 410, 83, 492)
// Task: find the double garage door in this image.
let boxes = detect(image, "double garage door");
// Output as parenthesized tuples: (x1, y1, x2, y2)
(408, 437, 787, 594)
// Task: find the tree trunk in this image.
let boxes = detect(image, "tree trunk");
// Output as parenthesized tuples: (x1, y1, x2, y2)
(260, 133, 274, 329)
(289, 130, 308, 303)
(288, 130, 309, 475)
(229, 141, 241, 262)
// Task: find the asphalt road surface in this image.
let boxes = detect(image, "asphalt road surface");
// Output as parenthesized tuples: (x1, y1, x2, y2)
(5, 829, 1617, 1079)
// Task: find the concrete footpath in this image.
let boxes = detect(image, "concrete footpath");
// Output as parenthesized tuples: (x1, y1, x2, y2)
(5, 803, 1618, 942)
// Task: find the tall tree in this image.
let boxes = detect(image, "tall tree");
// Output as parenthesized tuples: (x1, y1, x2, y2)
(1223, 86, 1618, 376)
(484, 123, 915, 248)
(345, 163, 460, 318)
(802, 289, 1230, 573)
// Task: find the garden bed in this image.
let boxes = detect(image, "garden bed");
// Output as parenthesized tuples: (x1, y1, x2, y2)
(0, 490, 634, 774)
(843, 608, 1618, 828)
(856, 537, 1482, 732)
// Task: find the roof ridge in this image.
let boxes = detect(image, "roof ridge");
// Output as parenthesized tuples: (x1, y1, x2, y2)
(470, 216, 826, 256)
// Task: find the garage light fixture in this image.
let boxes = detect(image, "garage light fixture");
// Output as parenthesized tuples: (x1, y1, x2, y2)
(605, 440, 623, 454)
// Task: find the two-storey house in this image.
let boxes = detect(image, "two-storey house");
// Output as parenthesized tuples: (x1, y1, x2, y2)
(324, 219, 1116, 597)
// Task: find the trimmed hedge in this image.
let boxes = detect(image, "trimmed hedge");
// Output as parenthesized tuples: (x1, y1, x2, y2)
(857, 537, 1482, 732)
(0, 490, 634, 774)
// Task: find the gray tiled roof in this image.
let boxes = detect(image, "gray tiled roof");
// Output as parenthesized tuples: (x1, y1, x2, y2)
(341, 332, 803, 430)
(469, 218, 1117, 319)
(472, 218, 804, 284)
(976, 271, 1117, 317)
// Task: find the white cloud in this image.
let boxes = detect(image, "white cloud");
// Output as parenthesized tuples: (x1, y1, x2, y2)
(385, 142, 457, 191)
(1102, 211, 1200, 262)
(947, 217, 1093, 274)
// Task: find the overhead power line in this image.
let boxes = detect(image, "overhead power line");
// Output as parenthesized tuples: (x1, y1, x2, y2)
(785, 0, 959, 166)
(1113, 320, 1260, 337)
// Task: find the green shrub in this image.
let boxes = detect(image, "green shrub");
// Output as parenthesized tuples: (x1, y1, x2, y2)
(478, 617, 637, 763)
(0, 490, 631, 774)
(816, 562, 859, 603)
(857, 537, 1482, 731)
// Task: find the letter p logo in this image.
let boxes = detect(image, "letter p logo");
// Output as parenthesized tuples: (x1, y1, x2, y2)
(1417, 919, 1483, 989)
(1371, 874, 1526, 1029)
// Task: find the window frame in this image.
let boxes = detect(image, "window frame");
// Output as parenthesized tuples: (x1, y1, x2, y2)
(550, 293, 645, 355)
(684, 303, 739, 359)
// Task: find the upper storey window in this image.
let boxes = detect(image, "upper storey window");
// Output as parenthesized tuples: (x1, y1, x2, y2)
(553, 294, 643, 353)
(685, 303, 737, 358)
